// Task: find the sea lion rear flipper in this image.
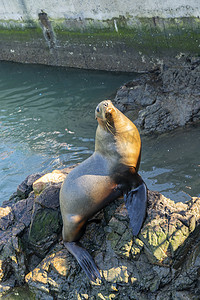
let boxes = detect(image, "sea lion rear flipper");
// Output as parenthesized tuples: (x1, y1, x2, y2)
(64, 241, 101, 282)
(124, 180, 147, 236)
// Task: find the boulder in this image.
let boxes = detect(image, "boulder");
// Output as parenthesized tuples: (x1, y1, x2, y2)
(17, 173, 43, 199)
(114, 59, 200, 134)
(0, 168, 200, 299)
(0, 168, 72, 296)
(0, 193, 35, 295)
(33, 169, 69, 196)
(25, 191, 200, 300)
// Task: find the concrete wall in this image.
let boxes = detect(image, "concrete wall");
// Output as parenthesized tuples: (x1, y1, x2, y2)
(1, 0, 200, 20)
(0, 0, 200, 71)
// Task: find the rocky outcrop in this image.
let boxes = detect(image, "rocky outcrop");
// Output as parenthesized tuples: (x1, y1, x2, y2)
(0, 168, 200, 299)
(114, 58, 200, 134)
(0, 168, 72, 296)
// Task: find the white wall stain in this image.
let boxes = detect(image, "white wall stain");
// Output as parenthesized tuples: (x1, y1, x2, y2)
(114, 20, 118, 32)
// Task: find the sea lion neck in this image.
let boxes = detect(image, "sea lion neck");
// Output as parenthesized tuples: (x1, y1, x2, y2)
(94, 124, 118, 159)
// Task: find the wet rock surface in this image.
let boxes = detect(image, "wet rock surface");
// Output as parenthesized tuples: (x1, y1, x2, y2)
(0, 168, 200, 299)
(114, 58, 200, 134)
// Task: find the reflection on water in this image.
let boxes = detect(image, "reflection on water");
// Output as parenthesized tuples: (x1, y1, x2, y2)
(141, 126, 200, 202)
(0, 61, 199, 206)
(0, 62, 135, 204)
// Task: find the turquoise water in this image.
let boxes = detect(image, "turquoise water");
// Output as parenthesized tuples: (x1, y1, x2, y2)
(0, 62, 135, 204)
(141, 126, 200, 202)
(0, 61, 199, 207)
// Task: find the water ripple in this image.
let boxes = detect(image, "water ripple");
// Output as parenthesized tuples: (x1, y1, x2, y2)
(0, 61, 134, 204)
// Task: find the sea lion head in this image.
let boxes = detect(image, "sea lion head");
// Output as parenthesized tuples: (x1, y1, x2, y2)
(95, 100, 117, 129)
(95, 100, 141, 173)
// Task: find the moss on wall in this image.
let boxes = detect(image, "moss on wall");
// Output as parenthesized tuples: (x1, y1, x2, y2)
(53, 16, 200, 54)
(0, 16, 199, 71)
(1, 16, 199, 51)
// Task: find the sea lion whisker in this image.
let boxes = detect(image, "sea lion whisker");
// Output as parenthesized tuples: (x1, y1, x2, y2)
(105, 123, 114, 135)
(106, 121, 113, 128)
(106, 125, 114, 135)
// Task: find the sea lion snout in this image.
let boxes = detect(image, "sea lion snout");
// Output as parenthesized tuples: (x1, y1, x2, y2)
(95, 100, 114, 120)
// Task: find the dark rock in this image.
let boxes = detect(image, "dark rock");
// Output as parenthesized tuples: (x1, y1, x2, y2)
(0, 228, 26, 287)
(1, 169, 200, 299)
(28, 205, 62, 256)
(0, 171, 65, 297)
(12, 193, 35, 227)
(35, 184, 61, 209)
(0, 276, 16, 296)
(0, 193, 35, 289)
(28, 184, 63, 256)
(0, 207, 14, 230)
(17, 173, 43, 199)
(24, 190, 200, 300)
(114, 59, 200, 134)
(2, 193, 21, 208)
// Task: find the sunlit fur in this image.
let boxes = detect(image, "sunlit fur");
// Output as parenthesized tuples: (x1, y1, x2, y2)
(95, 100, 141, 172)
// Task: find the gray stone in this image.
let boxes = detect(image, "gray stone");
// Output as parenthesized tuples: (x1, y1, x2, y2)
(24, 189, 200, 300)
(0, 207, 14, 230)
(27, 183, 63, 256)
(1, 169, 200, 299)
(114, 59, 200, 134)
(17, 173, 43, 199)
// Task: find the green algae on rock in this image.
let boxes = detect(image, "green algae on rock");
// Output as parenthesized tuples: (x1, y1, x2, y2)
(0, 16, 200, 72)
(1, 168, 200, 299)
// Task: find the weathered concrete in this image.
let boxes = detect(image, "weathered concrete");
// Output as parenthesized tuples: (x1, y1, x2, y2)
(0, 1, 200, 71)
(0, 0, 200, 20)
(1, 0, 200, 20)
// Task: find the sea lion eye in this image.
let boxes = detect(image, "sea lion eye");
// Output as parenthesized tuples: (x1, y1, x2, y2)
(104, 102, 108, 107)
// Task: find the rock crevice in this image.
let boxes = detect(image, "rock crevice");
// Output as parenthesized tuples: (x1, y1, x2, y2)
(0, 168, 200, 299)
(114, 58, 200, 134)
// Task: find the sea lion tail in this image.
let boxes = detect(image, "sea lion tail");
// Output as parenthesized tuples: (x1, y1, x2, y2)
(124, 178, 147, 236)
(64, 241, 101, 282)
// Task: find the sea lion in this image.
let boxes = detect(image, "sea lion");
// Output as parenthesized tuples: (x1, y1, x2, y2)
(60, 100, 147, 281)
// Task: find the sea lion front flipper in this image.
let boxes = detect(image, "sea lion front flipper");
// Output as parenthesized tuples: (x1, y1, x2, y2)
(64, 241, 101, 282)
(124, 180, 147, 236)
